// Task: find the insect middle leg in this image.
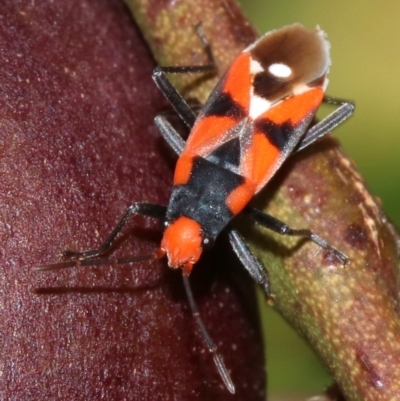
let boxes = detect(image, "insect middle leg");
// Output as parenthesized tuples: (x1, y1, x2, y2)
(228, 204, 348, 298)
(228, 228, 271, 297)
(244, 207, 349, 265)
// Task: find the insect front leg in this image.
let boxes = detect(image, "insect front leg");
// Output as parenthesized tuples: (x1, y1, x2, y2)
(245, 207, 349, 265)
(62, 203, 167, 260)
(152, 24, 217, 128)
(296, 96, 355, 152)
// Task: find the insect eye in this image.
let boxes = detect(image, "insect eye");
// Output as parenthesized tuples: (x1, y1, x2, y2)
(164, 221, 170, 228)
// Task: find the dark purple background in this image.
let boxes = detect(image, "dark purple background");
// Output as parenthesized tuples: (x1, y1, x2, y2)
(0, 1, 265, 400)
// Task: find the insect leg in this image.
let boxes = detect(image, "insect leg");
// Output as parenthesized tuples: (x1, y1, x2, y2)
(245, 208, 349, 265)
(296, 97, 355, 153)
(154, 115, 185, 155)
(323, 95, 355, 107)
(34, 253, 157, 272)
(152, 24, 217, 129)
(228, 228, 271, 297)
(182, 273, 235, 394)
(62, 203, 167, 260)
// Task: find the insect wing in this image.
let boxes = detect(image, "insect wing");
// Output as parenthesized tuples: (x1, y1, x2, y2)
(173, 24, 331, 216)
(243, 86, 325, 193)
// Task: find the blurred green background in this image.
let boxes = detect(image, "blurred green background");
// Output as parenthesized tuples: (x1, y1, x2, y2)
(237, 1, 400, 400)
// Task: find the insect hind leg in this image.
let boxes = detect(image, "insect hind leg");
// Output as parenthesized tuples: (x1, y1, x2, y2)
(296, 96, 355, 153)
(245, 207, 349, 265)
(152, 24, 217, 129)
(62, 203, 167, 260)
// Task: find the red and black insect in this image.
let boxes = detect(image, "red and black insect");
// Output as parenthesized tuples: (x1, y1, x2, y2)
(37, 24, 355, 393)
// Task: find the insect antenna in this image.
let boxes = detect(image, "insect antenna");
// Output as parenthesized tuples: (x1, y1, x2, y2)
(34, 253, 159, 272)
(182, 272, 235, 394)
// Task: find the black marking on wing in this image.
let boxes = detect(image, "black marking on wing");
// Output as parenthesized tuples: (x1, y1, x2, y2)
(167, 156, 244, 239)
(203, 91, 246, 119)
(207, 137, 241, 170)
(254, 118, 295, 151)
(253, 72, 287, 100)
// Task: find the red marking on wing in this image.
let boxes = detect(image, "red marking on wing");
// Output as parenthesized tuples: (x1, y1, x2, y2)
(263, 87, 324, 125)
(184, 116, 237, 156)
(241, 132, 281, 191)
(180, 52, 252, 159)
(173, 154, 193, 185)
(222, 52, 252, 109)
(239, 87, 324, 193)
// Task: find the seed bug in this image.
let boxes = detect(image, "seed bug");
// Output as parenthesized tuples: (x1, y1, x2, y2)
(36, 24, 355, 393)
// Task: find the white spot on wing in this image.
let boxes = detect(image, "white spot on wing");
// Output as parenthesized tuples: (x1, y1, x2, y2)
(249, 57, 271, 119)
(268, 63, 292, 78)
(249, 95, 271, 119)
(322, 76, 329, 91)
(250, 58, 264, 74)
(293, 84, 311, 95)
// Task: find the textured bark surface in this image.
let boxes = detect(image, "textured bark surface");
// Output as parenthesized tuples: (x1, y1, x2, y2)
(127, 0, 400, 400)
(126, 0, 257, 103)
(248, 139, 400, 401)
(0, 1, 265, 400)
